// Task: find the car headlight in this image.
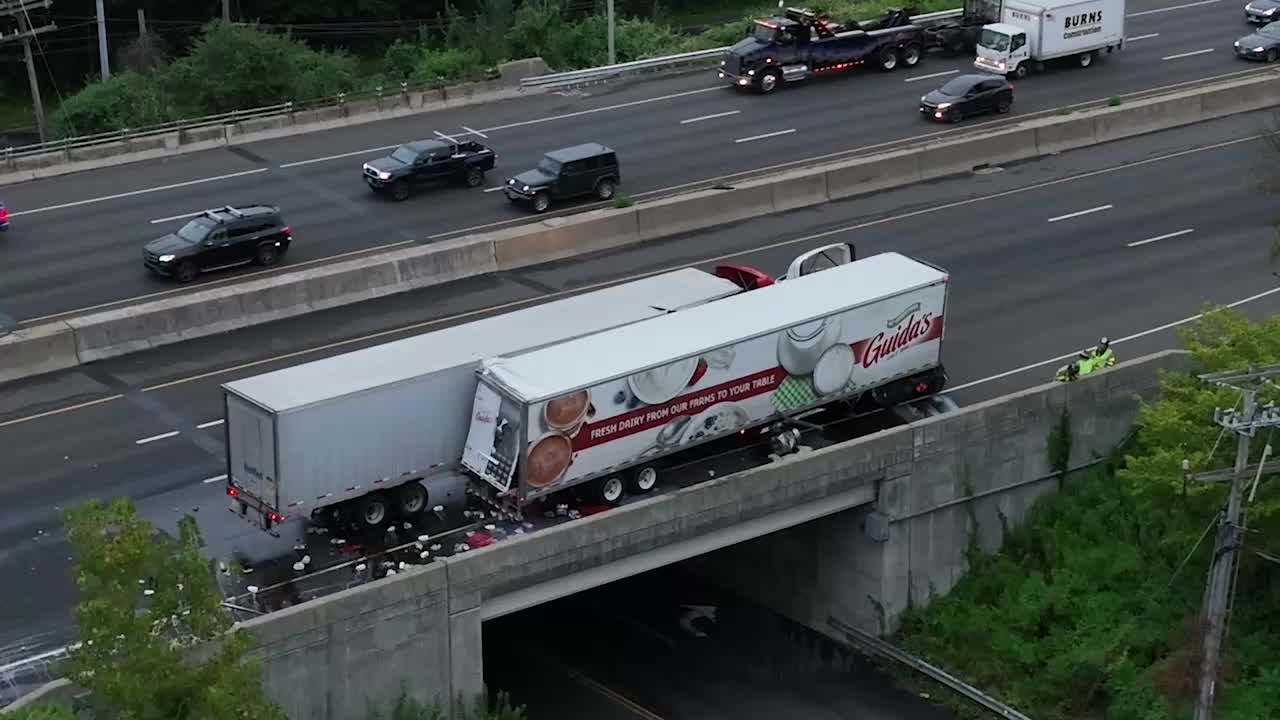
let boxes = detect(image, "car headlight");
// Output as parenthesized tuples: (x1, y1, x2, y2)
(747, 69, 755, 75)
(158, 254, 175, 263)
(921, 95, 927, 102)
(378, 171, 391, 180)
(936, 102, 952, 109)
(522, 184, 530, 192)
(1268, 6, 1276, 12)
(1236, 40, 1242, 46)
(1256, 46, 1267, 51)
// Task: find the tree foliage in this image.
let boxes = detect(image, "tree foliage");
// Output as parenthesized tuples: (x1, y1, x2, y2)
(892, 307, 1280, 720)
(59, 497, 287, 720)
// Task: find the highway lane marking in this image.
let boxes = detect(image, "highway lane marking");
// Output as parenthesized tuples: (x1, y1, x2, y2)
(151, 210, 206, 224)
(483, 186, 506, 192)
(461, 125, 487, 138)
(135, 430, 180, 445)
(2, 129, 1274, 429)
(197, 419, 224, 429)
(202, 474, 228, 484)
(279, 144, 400, 168)
(904, 69, 958, 82)
(735, 128, 796, 143)
(680, 110, 741, 124)
(1048, 204, 1113, 223)
(541, 654, 666, 720)
(7, 168, 270, 218)
(1129, 228, 1194, 247)
(1129, 0, 1219, 16)
(1163, 48, 1215, 61)
(949, 284, 1280, 393)
(1128, 33, 1160, 41)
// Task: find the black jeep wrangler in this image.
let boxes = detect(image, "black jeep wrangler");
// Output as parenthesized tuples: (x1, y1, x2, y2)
(504, 143, 620, 213)
(362, 138, 496, 201)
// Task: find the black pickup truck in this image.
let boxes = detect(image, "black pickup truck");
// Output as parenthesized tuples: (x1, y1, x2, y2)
(719, 6, 926, 93)
(362, 138, 496, 201)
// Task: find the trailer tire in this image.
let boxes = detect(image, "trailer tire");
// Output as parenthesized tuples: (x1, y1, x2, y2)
(396, 482, 428, 516)
(1077, 50, 1094, 68)
(901, 43, 922, 67)
(627, 465, 660, 494)
(877, 46, 898, 71)
(596, 477, 625, 506)
(356, 493, 391, 528)
(755, 69, 781, 94)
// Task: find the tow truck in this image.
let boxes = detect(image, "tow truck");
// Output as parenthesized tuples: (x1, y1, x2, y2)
(719, 5, 927, 93)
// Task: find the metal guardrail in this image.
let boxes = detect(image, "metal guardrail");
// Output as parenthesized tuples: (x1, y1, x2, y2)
(827, 616, 1036, 720)
(520, 7, 965, 90)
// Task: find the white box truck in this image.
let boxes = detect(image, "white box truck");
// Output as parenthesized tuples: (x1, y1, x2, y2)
(223, 244, 855, 533)
(460, 251, 950, 514)
(974, 0, 1125, 79)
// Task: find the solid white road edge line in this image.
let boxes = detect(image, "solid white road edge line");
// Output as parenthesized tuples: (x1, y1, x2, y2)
(8, 168, 270, 218)
(905, 69, 959, 82)
(1163, 48, 1215, 61)
(680, 110, 741, 124)
(735, 129, 796, 143)
(1047, 204, 1113, 222)
(279, 144, 400, 168)
(1129, 228, 1194, 247)
(135, 430, 180, 445)
(948, 285, 1280, 393)
(1129, 0, 1219, 16)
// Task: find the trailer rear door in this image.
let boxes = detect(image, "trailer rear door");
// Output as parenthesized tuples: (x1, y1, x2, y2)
(225, 392, 279, 514)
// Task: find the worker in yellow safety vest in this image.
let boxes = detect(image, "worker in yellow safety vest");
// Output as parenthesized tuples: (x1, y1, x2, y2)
(1054, 337, 1116, 382)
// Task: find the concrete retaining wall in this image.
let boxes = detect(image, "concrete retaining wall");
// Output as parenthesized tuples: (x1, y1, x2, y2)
(4, 73, 1273, 384)
(0, 59, 549, 187)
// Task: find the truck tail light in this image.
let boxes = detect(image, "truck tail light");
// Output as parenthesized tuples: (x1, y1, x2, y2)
(227, 486, 238, 497)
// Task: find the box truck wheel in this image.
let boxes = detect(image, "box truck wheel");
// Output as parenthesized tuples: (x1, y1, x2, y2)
(1008, 63, 1028, 80)
(1077, 51, 1094, 68)
(357, 493, 390, 528)
(627, 465, 660, 494)
(397, 482, 427, 515)
(596, 477, 625, 506)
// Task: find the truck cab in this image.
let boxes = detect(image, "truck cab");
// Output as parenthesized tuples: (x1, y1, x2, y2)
(974, 22, 1029, 75)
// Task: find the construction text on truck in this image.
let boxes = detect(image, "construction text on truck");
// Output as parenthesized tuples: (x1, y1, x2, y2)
(1063, 10, 1103, 39)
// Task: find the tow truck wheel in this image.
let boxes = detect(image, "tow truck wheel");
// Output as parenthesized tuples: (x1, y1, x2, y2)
(391, 180, 410, 201)
(464, 167, 484, 187)
(757, 69, 781, 94)
(627, 465, 660, 494)
(878, 47, 898, 71)
(901, 43, 922, 67)
(357, 493, 390, 528)
(1077, 50, 1094, 68)
(396, 482, 427, 515)
(597, 477, 625, 506)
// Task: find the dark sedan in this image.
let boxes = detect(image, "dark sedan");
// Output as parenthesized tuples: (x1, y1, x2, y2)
(1235, 22, 1280, 60)
(1245, 0, 1280, 24)
(919, 73, 1013, 122)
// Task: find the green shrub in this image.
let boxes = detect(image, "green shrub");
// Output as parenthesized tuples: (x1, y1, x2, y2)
(412, 48, 490, 86)
(51, 70, 174, 137)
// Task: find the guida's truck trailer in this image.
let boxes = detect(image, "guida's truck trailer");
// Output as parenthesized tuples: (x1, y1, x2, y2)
(460, 252, 949, 516)
(719, 6, 927, 93)
(222, 268, 750, 534)
(974, 0, 1125, 78)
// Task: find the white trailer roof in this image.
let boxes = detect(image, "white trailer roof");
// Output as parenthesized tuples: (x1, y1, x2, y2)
(482, 252, 947, 402)
(223, 268, 742, 412)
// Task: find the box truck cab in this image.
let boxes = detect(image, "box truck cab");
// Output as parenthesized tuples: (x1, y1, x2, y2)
(974, 0, 1125, 79)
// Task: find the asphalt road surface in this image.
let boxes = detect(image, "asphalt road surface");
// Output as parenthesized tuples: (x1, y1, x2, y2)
(0, 0, 1264, 322)
(1, 110, 1276, 708)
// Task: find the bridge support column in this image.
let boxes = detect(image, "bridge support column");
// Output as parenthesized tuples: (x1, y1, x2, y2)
(448, 606, 484, 714)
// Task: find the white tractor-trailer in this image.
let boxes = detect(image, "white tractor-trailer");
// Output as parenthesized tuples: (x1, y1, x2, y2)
(460, 251, 951, 515)
(974, 0, 1125, 79)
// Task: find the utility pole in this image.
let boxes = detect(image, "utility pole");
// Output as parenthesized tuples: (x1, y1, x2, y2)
(1188, 363, 1280, 720)
(137, 7, 146, 35)
(0, 1, 58, 144)
(95, 0, 108, 79)
(222, 0, 230, 23)
(606, 0, 615, 65)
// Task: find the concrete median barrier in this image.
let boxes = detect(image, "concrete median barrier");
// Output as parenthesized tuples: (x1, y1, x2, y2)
(0, 322, 80, 384)
(5, 72, 1280, 385)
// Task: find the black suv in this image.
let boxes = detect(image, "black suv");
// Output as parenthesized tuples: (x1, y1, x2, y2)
(504, 143, 620, 213)
(143, 205, 291, 283)
(363, 139, 496, 201)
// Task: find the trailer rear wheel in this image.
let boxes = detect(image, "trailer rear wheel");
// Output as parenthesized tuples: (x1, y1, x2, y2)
(1077, 50, 1095, 68)
(901, 43, 922, 67)
(397, 482, 428, 515)
(596, 477, 625, 506)
(627, 465, 660, 494)
(877, 46, 898, 71)
(357, 493, 391, 528)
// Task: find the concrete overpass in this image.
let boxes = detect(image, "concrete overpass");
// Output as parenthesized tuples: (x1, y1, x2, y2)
(227, 350, 1189, 718)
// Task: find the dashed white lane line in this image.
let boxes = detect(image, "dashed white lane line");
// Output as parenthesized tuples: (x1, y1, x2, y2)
(279, 144, 399, 168)
(197, 419, 224, 429)
(8, 168, 270, 217)
(1128, 33, 1160, 41)
(1047, 204, 1112, 223)
(680, 110, 741, 124)
(483, 186, 507, 193)
(202, 474, 228, 484)
(735, 128, 796, 143)
(136, 430, 179, 445)
(1129, 0, 1218, 16)
(904, 69, 958, 83)
(1129, 228, 1194, 247)
(1163, 48, 1215, 61)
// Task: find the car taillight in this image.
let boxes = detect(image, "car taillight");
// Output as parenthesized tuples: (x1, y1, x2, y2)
(281, 226, 291, 235)
(0, 207, 9, 222)
(227, 486, 238, 497)
(267, 511, 281, 524)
